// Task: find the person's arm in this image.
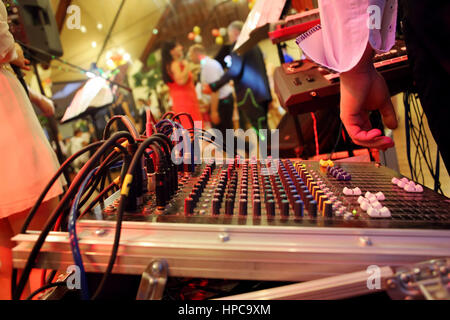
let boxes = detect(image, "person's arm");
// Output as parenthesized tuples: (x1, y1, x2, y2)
(210, 52, 244, 92)
(0, 4, 18, 64)
(28, 87, 55, 117)
(170, 60, 190, 85)
(340, 43, 397, 149)
(297, 0, 398, 149)
(209, 91, 220, 125)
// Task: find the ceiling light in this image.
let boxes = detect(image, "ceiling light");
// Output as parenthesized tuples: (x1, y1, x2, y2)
(80, 25, 87, 33)
(91, 41, 97, 48)
(106, 59, 115, 69)
(97, 23, 103, 30)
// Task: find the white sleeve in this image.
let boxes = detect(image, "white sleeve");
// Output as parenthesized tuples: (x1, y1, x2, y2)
(201, 60, 224, 84)
(0, 2, 18, 64)
(296, 0, 397, 72)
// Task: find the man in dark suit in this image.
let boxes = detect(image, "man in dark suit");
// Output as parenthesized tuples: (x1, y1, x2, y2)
(210, 21, 272, 138)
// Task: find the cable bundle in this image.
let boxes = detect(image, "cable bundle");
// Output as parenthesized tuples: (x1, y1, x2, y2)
(12, 112, 211, 300)
(404, 90, 442, 194)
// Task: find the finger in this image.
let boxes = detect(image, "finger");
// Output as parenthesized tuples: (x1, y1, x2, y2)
(345, 123, 394, 149)
(353, 128, 383, 142)
(378, 99, 398, 129)
(352, 135, 395, 150)
(345, 122, 383, 143)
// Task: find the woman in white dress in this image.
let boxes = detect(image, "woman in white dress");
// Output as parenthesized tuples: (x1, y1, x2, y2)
(0, 2, 64, 299)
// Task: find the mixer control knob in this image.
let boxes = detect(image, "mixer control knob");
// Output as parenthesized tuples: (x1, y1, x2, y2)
(212, 198, 221, 215)
(266, 200, 275, 216)
(184, 197, 194, 214)
(281, 199, 290, 217)
(253, 199, 261, 216)
(239, 199, 248, 216)
(308, 200, 318, 217)
(294, 200, 304, 217)
(225, 198, 234, 215)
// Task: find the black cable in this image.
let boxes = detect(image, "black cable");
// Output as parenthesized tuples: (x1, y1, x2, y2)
(26, 282, 66, 300)
(404, 90, 443, 194)
(80, 182, 119, 218)
(11, 140, 123, 297)
(329, 121, 343, 160)
(91, 137, 165, 300)
(20, 140, 104, 234)
(45, 270, 58, 285)
(103, 116, 140, 140)
(172, 112, 195, 129)
(78, 153, 124, 209)
(13, 132, 136, 300)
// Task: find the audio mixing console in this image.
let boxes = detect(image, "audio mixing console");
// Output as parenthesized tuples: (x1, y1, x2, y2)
(12, 158, 450, 285)
(87, 159, 450, 230)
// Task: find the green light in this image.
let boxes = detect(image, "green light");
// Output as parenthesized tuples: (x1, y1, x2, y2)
(352, 209, 357, 215)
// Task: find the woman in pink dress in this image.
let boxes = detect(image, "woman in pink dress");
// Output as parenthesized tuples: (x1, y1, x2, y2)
(0, 2, 64, 299)
(161, 41, 202, 128)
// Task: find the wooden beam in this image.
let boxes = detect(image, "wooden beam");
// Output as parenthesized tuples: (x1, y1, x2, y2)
(55, 0, 72, 32)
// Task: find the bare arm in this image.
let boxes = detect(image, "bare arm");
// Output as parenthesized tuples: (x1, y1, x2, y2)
(339, 43, 398, 150)
(209, 91, 220, 125)
(28, 87, 55, 117)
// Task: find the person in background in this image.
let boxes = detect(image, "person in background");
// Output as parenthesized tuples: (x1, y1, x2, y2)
(0, 1, 64, 299)
(68, 128, 90, 172)
(109, 92, 136, 132)
(209, 21, 272, 138)
(161, 41, 202, 128)
(188, 44, 234, 138)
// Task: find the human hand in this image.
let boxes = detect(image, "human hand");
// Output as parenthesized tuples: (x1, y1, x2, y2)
(30, 89, 55, 117)
(10, 43, 31, 71)
(37, 95, 55, 117)
(339, 47, 398, 150)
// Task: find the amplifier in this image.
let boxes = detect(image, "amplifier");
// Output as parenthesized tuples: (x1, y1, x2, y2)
(274, 41, 413, 115)
(3, 0, 63, 63)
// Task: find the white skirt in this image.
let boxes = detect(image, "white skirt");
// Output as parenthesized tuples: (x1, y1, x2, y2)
(0, 68, 64, 218)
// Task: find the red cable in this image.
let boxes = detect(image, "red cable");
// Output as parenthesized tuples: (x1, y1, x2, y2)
(310, 112, 319, 156)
